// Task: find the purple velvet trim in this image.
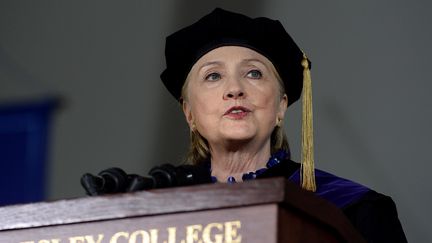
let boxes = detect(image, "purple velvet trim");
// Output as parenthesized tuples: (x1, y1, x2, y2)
(289, 169, 370, 209)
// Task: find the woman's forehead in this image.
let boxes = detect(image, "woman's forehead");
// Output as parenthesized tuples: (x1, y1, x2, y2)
(192, 46, 274, 71)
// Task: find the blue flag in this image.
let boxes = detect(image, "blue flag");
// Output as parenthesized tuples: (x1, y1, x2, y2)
(0, 98, 57, 206)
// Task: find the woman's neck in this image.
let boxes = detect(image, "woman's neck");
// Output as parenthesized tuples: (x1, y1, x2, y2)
(209, 139, 271, 182)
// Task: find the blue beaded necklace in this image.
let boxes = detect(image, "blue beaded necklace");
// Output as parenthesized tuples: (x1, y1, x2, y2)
(209, 149, 289, 183)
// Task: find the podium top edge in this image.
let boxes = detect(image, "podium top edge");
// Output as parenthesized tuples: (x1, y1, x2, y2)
(0, 177, 289, 231)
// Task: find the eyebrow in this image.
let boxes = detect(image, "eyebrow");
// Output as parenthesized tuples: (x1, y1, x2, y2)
(197, 61, 223, 71)
(197, 58, 268, 72)
(240, 58, 267, 66)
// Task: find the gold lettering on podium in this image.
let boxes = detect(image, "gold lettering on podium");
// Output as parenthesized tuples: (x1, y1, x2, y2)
(21, 240, 61, 243)
(68, 236, 85, 243)
(150, 229, 159, 243)
(202, 223, 223, 243)
(86, 235, 104, 243)
(166, 227, 177, 243)
(128, 229, 158, 243)
(109, 232, 129, 243)
(19, 220, 242, 243)
(186, 224, 202, 243)
(225, 221, 241, 243)
(129, 230, 150, 243)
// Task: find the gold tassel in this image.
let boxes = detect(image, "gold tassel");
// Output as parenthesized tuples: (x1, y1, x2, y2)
(301, 53, 316, 192)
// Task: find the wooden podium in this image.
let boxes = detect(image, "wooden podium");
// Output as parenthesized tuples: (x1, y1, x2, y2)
(0, 178, 365, 243)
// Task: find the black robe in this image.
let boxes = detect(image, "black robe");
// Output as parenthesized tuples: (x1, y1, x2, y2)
(256, 159, 408, 243)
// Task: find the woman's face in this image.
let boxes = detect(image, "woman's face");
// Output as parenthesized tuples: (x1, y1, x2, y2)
(183, 46, 288, 149)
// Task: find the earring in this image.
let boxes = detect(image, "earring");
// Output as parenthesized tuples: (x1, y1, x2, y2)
(191, 122, 197, 131)
(276, 118, 283, 127)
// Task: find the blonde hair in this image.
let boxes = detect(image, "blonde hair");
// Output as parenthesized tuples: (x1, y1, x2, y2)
(181, 63, 290, 165)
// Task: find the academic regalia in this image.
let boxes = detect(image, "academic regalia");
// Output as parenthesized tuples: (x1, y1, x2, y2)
(257, 159, 408, 242)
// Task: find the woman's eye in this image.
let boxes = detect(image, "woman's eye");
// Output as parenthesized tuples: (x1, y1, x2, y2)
(205, 72, 221, 81)
(246, 70, 262, 79)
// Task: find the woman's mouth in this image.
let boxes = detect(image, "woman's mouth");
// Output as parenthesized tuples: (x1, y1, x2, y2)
(224, 106, 251, 119)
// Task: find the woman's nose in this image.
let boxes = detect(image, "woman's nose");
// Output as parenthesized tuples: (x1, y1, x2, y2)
(223, 78, 246, 100)
(224, 90, 245, 99)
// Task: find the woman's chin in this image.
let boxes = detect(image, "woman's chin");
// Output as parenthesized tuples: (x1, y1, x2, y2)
(220, 129, 256, 143)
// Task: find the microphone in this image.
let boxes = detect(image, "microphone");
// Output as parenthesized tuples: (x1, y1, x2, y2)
(81, 164, 211, 196)
(149, 164, 212, 188)
(80, 167, 128, 196)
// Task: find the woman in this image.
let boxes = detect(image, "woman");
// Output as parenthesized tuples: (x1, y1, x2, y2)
(161, 8, 407, 242)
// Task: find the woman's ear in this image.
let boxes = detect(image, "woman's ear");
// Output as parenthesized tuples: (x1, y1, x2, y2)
(277, 94, 288, 121)
(182, 100, 194, 129)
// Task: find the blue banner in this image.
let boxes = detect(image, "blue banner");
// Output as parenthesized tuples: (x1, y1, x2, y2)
(0, 98, 57, 206)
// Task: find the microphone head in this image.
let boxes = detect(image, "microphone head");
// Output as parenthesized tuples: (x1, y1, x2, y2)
(148, 164, 212, 188)
(98, 167, 129, 193)
(80, 173, 104, 196)
(126, 174, 156, 192)
(148, 164, 176, 188)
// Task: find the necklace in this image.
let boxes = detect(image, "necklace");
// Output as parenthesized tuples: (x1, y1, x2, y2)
(209, 149, 289, 183)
